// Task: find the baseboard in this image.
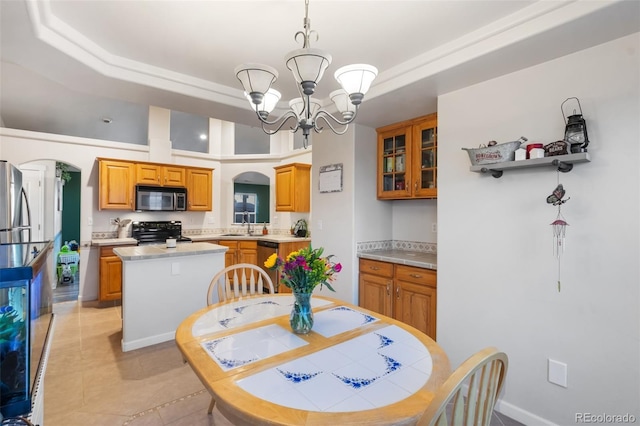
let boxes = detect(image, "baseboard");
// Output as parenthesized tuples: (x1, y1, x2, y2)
(121, 331, 175, 352)
(495, 398, 558, 426)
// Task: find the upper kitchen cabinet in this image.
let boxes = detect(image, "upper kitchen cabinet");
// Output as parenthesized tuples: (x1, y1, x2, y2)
(377, 113, 438, 200)
(136, 163, 186, 187)
(274, 163, 311, 212)
(186, 167, 213, 211)
(98, 158, 135, 210)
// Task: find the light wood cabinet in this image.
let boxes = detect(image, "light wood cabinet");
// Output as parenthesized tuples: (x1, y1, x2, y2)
(377, 113, 437, 199)
(359, 258, 437, 339)
(99, 245, 135, 301)
(186, 167, 213, 211)
(274, 163, 311, 212)
(98, 159, 136, 210)
(218, 240, 257, 267)
(136, 163, 186, 187)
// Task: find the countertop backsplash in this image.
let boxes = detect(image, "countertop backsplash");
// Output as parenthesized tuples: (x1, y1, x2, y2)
(92, 227, 303, 241)
(357, 240, 437, 254)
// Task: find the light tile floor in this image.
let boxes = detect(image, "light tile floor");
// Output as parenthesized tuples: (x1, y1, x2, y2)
(44, 301, 523, 426)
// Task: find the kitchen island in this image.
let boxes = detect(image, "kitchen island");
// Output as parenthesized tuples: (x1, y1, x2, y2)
(114, 242, 227, 352)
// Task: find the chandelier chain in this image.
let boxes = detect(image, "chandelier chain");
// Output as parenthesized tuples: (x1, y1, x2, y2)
(295, 0, 318, 48)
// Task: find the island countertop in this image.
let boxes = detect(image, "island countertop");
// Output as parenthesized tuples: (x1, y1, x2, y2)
(114, 242, 228, 261)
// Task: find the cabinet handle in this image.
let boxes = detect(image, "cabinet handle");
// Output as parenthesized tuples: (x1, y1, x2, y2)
(386, 282, 390, 296)
(396, 286, 400, 299)
(409, 273, 422, 279)
(415, 180, 418, 191)
(370, 266, 380, 271)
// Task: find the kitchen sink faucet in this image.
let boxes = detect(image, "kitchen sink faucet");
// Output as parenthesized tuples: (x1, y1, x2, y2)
(243, 211, 253, 235)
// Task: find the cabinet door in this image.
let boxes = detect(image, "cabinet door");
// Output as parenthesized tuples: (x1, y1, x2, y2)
(186, 168, 213, 211)
(394, 280, 437, 339)
(99, 255, 123, 301)
(412, 114, 438, 198)
(99, 159, 135, 210)
(377, 126, 412, 199)
(238, 241, 258, 265)
(163, 166, 186, 186)
(218, 241, 238, 267)
(274, 164, 310, 212)
(136, 163, 161, 185)
(359, 273, 393, 318)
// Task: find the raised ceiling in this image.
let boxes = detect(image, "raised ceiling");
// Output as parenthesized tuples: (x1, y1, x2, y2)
(1, 0, 638, 143)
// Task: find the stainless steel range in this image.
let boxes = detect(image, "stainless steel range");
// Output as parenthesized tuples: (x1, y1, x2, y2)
(131, 221, 192, 245)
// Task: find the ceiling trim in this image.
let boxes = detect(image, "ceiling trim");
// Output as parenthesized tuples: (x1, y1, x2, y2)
(24, 0, 626, 116)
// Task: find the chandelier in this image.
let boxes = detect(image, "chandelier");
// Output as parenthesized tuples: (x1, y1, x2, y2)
(235, 0, 377, 147)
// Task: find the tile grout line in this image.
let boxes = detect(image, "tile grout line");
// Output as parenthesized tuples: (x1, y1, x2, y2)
(122, 389, 208, 425)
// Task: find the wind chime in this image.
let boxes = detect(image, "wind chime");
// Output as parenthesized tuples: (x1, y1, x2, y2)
(547, 180, 570, 292)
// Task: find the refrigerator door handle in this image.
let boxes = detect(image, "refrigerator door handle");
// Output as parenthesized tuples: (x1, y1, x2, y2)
(21, 187, 32, 243)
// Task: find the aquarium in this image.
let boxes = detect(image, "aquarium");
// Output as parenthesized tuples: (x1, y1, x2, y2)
(0, 241, 53, 418)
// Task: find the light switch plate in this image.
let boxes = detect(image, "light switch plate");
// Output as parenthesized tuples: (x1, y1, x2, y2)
(548, 358, 568, 387)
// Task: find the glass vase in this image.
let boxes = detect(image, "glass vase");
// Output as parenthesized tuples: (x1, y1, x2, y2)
(290, 291, 313, 334)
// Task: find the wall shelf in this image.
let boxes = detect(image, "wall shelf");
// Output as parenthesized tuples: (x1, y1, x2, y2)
(470, 152, 591, 178)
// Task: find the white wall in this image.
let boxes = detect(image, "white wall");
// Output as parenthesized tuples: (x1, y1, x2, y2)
(437, 33, 639, 424)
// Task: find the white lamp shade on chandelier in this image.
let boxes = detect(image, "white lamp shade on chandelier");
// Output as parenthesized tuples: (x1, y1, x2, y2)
(234, 0, 377, 146)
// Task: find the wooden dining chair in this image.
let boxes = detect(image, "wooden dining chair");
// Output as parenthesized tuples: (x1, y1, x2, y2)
(205, 263, 275, 414)
(206, 263, 275, 306)
(417, 347, 508, 426)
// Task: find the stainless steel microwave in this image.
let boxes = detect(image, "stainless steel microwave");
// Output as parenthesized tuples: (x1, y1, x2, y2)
(135, 185, 187, 211)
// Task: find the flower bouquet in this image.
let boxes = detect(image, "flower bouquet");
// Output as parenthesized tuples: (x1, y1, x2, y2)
(264, 246, 341, 333)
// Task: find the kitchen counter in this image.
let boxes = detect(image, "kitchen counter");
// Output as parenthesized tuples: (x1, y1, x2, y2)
(113, 242, 227, 261)
(358, 249, 437, 270)
(115, 241, 226, 352)
(188, 234, 311, 243)
(91, 237, 138, 246)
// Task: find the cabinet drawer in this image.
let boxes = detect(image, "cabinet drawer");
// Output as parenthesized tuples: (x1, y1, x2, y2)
(100, 246, 117, 257)
(395, 265, 436, 288)
(239, 240, 257, 250)
(359, 259, 393, 278)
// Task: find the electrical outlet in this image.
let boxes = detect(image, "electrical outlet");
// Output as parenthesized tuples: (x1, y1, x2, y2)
(432, 223, 437, 233)
(548, 359, 568, 387)
(87, 217, 93, 226)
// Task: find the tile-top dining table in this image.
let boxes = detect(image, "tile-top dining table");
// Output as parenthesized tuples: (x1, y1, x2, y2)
(175, 293, 451, 425)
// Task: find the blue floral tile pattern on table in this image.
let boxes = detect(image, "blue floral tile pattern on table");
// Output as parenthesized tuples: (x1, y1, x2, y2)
(333, 373, 380, 389)
(192, 296, 332, 337)
(376, 333, 394, 349)
(200, 324, 308, 371)
(235, 325, 432, 412)
(234, 300, 280, 314)
(202, 338, 258, 369)
(333, 306, 377, 325)
(380, 354, 402, 374)
(277, 368, 321, 384)
(313, 306, 380, 337)
(218, 317, 235, 328)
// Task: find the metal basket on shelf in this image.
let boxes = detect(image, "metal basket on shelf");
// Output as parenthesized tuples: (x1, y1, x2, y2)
(462, 138, 525, 166)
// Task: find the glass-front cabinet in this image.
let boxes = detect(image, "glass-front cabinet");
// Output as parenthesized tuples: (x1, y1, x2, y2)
(377, 113, 437, 200)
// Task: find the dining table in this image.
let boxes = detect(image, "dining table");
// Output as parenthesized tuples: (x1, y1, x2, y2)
(175, 293, 451, 425)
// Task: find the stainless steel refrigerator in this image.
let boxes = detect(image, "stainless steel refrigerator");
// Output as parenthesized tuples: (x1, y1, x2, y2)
(0, 160, 32, 245)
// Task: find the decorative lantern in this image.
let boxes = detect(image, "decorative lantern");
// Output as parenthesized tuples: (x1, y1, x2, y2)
(561, 97, 589, 153)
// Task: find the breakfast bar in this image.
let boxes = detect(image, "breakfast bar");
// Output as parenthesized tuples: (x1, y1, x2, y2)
(114, 242, 227, 352)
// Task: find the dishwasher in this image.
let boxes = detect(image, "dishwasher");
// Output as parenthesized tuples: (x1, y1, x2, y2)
(257, 240, 279, 292)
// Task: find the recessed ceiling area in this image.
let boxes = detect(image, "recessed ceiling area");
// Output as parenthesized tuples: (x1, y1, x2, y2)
(1, 0, 638, 146)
